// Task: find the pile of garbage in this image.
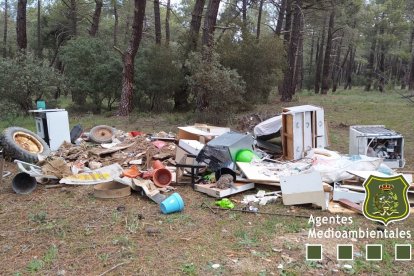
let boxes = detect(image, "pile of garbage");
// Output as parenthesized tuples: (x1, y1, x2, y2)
(1, 105, 412, 216)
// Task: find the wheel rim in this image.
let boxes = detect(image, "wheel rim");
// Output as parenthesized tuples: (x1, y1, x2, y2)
(13, 132, 44, 153)
(93, 127, 113, 140)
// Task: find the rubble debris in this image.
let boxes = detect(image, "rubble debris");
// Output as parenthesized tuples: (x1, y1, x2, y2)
(216, 174, 235, 189)
(241, 190, 282, 205)
(40, 157, 72, 178)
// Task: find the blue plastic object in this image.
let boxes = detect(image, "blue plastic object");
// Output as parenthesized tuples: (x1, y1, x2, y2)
(36, 100, 46, 110)
(160, 192, 185, 214)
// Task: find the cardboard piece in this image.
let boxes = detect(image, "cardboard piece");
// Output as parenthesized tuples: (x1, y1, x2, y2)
(280, 172, 326, 210)
(194, 182, 255, 198)
(177, 125, 230, 143)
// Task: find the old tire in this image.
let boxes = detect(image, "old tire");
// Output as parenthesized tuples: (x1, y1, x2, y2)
(0, 127, 51, 163)
(89, 125, 114, 144)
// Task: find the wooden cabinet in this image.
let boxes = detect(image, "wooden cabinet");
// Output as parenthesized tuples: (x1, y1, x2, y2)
(282, 105, 326, 160)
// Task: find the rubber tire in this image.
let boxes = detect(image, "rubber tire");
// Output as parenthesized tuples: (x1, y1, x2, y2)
(0, 127, 51, 164)
(89, 125, 114, 144)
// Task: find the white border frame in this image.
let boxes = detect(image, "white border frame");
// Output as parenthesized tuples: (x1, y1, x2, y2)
(395, 244, 412, 261)
(337, 244, 354, 261)
(306, 244, 323, 261)
(366, 244, 382, 261)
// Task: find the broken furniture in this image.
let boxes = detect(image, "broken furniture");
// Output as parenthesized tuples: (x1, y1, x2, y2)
(349, 125, 405, 168)
(281, 105, 326, 160)
(196, 132, 254, 171)
(29, 109, 71, 151)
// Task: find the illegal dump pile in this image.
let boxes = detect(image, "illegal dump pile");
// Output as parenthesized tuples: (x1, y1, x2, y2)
(1, 105, 412, 216)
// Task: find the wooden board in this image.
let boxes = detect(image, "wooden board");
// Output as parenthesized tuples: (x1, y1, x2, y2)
(194, 182, 255, 198)
(237, 162, 280, 183)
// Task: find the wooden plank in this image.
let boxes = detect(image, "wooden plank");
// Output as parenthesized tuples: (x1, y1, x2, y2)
(338, 199, 363, 214)
(194, 182, 255, 198)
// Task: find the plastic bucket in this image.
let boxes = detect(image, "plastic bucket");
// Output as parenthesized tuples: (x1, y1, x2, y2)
(160, 192, 185, 214)
(12, 172, 37, 194)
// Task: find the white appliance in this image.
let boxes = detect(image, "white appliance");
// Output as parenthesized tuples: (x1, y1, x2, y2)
(30, 109, 71, 151)
(349, 125, 405, 168)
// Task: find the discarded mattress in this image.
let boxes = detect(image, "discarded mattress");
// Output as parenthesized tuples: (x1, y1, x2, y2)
(253, 115, 282, 140)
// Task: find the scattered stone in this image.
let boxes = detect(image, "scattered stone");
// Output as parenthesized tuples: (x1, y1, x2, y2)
(277, 264, 283, 269)
(57, 270, 66, 276)
(212, 264, 220, 269)
(145, 227, 160, 236)
(343, 264, 352, 270)
(272, 248, 283, 253)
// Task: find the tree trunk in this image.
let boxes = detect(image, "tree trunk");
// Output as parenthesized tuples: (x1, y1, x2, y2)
(202, 0, 220, 50)
(378, 16, 385, 92)
(307, 31, 314, 90)
(198, 0, 221, 110)
(117, 0, 147, 116)
(275, 0, 286, 36)
(280, 0, 301, 102)
(188, 0, 205, 51)
(113, 0, 118, 45)
(70, 0, 77, 37)
(165, 0, 171, 46)
(37, 0, 42, 58)
(321, 8, 335, 95)
(332, 37, 343, 92)
(256, 0, 264, 40)
(344, 47, 355, 89)
(242, 0, 247, 36)
(365, 30, 377, 91)
(174, 0, 205, 111)
(409, 51, 414, 90)
(154, 0, 161, 44)
(16, 0, 27, 51)
(295, 14, 304, 91)
(89, 0, 103, 37)
(283, 0, 292, 44)
(314, 18, 326, 94)
(407, 23, 414, 90)
(3, 0, 8, 58)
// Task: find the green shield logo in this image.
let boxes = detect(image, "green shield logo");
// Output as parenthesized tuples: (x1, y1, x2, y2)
(363, 175, 410, 226)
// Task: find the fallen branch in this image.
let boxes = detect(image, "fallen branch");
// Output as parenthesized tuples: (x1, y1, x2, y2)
(202, 205, 309, 218)
(98, 262, 128, 276)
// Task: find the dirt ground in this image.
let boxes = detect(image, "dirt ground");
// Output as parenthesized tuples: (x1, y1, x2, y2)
(1, 89, 414, 275)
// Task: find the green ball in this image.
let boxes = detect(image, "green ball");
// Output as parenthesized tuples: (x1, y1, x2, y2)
(236, 149, 254, 162)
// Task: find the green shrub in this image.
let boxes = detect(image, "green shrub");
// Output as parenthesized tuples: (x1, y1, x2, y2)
(186, 51, 246, 124)
(135, 45, 183, 111)
(60, 37, 122, 113)
(218, 35, 285, 103)
(0, 53, 63, 113)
